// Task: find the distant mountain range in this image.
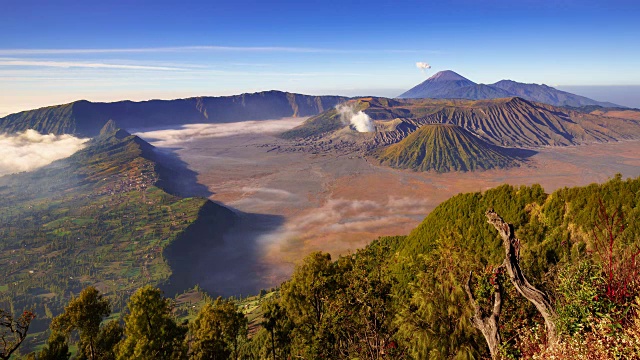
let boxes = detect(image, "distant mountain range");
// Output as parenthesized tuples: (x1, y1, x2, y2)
(283, 96, 640, 172)
(0, 91, 347, 137)
(399, 70, 621, 108)
(2, 84, 638, 174)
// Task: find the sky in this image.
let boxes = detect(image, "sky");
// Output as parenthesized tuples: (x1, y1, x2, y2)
(1, 0, 639, 116)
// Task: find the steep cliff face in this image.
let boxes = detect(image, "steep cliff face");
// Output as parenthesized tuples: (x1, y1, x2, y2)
(0, 91, 348, 137)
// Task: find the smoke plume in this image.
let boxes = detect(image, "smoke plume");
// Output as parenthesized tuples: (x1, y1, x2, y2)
(416, 62, 431, 70)
(0, 129, 89, 176)
(416, 62, 432, 72)
(336, 104, 375, 132)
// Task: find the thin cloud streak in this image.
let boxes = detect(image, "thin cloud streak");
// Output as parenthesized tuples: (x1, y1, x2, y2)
(0, 58, 185, 71)
(0, 46, 434, 55)
(0, 69, 369, 82)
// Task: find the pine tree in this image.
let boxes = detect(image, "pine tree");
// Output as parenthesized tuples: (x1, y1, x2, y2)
(51, 286, 111, 360)
(188, 297, 247, 360)
(115, 286, 186, 360)
(37, 333, 71, 360)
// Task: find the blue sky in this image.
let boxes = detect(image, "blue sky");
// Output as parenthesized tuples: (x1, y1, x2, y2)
(1, 0, 639, 115)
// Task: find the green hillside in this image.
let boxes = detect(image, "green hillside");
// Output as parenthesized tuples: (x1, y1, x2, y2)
(242, 175, 640, 359)
(6, 169, 640, 358)
(375, 124, 521, 172)
(0, 126, 234, 349)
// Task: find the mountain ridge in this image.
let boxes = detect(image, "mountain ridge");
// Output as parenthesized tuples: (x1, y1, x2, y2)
(0, 90, 348, 137)
(284, 96, 640, 148)
(399, 70, 621, 108)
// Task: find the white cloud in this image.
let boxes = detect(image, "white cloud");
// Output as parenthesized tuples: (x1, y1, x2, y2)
(416, 62, 431, 70)
(0, 130, 89, 176)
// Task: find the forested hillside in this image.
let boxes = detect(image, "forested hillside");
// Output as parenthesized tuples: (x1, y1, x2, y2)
(5, 175, 639, 359)
(0, 125, 235, 352)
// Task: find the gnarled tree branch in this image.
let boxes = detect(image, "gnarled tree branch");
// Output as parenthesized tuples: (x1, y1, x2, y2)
(485, 208, 558, 345)
(464, 269, 503, 359)
(0, 310, 35, 360)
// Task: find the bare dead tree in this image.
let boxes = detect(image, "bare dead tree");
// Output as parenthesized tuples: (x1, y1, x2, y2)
(0, 309, 36, 360)
(464, 268, 503, 359)
(485, 208, 558, 345)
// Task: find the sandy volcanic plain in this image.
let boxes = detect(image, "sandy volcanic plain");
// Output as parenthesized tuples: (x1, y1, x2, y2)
(136, 117, 640, 296)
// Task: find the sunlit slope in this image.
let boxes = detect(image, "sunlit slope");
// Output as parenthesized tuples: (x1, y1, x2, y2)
(375, 124, 520, 172)
(394, 175, 640, 281)
(421, 97, 640, 147)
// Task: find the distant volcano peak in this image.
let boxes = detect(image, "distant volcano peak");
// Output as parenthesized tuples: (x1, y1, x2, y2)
(399, 70, 621, 107)
(427, 70, 472, 82)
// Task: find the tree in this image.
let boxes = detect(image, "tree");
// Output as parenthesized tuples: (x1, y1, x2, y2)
(485, 209, 558, 344)
(280, 251, 336, 358)
(261, 300, 292, 360)
(331, 245, 402, 359)
(115, 286, 186, 360)
(591, 200, 640, 305)
(188, 298, 247, 360)
(37, 332, 70, 360)
(0, 309, 36, 360)
(77, 320, 123, 360)
(395, 233, 480, 360)
(464, 266, 504, 359)
(51, 286, 111, 360)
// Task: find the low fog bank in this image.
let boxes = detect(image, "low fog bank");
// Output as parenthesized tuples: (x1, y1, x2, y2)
(232, 186, 432, 272)
(0, 129, 89, 176)
(135, 118, 306, 147)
